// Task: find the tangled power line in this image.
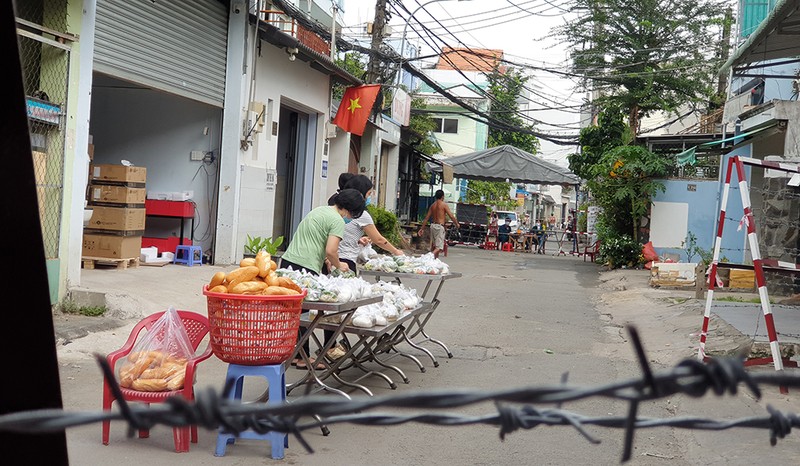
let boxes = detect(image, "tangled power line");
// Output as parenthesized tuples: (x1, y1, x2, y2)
(2, 328, 800, 463)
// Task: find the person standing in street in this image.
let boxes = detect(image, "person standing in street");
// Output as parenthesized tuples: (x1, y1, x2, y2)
(418, 189, 459, 259)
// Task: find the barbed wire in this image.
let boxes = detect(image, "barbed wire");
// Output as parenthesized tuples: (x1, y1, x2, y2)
(2, 328, 800, 463)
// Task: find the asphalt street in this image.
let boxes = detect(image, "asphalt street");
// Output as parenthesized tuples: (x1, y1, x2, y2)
(51, 247, 800, 465)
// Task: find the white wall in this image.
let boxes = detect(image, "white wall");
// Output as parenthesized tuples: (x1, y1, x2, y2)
(238, 42, 333, 254)
(326, 127, 350, 200)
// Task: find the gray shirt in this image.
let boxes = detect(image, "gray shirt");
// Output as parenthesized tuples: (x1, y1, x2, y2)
(338, 210, 374, 261)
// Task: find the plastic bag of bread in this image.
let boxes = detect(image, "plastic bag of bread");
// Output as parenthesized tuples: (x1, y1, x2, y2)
(117, 306, 194, 392)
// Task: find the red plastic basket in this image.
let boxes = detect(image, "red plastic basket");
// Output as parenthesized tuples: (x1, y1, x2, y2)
(203, 285, 307, 365)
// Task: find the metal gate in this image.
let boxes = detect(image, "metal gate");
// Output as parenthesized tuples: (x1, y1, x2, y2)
(94, 0, 228, 107)
(15, 2, 73, 260)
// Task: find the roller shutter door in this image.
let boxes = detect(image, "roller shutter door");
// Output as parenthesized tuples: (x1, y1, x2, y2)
(94, 0, 228, 107)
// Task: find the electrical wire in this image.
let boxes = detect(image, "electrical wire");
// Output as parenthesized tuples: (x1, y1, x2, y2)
(269, 0, 579, 144)
(391, 0, 556, 128)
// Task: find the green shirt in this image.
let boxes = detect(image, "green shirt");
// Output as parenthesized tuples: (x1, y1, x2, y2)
(281, 205, 345, 274)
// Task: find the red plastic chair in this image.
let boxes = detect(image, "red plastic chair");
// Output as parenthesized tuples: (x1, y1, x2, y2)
(102, 310, 213, 452)
(584, 240, 601, 262)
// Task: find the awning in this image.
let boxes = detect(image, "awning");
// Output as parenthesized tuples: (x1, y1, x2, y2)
(426, 144, 581, 185)
(719, 0, 800, 74)
(675, 123, 779, 166)
(541, 194, 556, 204)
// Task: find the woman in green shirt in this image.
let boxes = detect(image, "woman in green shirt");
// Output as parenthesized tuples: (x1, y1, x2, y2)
(280, 188, 365, 275)
(279, 188, 365, 369)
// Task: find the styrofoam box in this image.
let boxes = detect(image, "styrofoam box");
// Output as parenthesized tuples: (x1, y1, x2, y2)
(140, 246, 158, 262)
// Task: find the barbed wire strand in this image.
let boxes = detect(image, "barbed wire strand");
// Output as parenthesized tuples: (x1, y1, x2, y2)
(2, 328, 800, 463)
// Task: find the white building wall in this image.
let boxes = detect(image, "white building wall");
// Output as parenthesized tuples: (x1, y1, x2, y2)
(326, 127, 351, 199)
(232, 40, 333, 257)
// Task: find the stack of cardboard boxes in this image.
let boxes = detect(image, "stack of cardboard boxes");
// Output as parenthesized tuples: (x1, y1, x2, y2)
(82, 163, 147, 262)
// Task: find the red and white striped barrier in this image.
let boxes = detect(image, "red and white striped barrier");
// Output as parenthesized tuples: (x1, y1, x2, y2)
(698, 156, 799, 372)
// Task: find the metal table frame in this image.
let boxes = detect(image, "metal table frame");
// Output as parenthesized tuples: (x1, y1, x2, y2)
(302, 303, 434, 395)
(285, 295, 383, 399)
(358, 271, 462, 367)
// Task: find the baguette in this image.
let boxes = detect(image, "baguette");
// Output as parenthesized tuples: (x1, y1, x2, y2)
(230, 281, 268, 295)
(276, 276, 302, 293)
(263, 285, 296, 295)
(209, 285, 228, 293)
(255, 250, 271, 278)
(226, 266, 260, 291)
(240, 257, 256, 267)
(131, 378, 168, 392)
(209, 271, 226, 288)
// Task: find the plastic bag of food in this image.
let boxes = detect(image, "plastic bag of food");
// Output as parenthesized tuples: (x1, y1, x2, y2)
(117, 306, 194, 392)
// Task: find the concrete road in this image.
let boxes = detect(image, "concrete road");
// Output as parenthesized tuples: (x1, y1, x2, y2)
(54, 247, 800, 465)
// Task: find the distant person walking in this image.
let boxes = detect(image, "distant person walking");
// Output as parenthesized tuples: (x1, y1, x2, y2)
(418, 189, 459, 259)
(548, 213, 557, 230)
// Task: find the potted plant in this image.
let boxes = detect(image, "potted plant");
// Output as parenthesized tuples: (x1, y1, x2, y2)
(244, 235, 284, 259)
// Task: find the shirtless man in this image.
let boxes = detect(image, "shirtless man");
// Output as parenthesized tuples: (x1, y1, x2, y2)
(418, 189, 459, 259)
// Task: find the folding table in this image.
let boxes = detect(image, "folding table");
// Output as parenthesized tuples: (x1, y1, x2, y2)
(357, 271, 463, 367)
(285, 295, 383, 399)
(298, 302, 434, 395)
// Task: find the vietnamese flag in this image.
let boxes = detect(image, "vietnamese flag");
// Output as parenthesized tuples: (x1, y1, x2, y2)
(332, 84, 381, 136)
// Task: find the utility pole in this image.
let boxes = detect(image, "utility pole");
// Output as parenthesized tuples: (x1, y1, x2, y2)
(366, 0, 387, 83)
(716, 7, 733, 103)
(330, 1, 338, 61)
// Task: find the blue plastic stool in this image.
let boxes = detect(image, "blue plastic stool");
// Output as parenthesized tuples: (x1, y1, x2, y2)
(215, 364, 288, 459)
(174, 245, 203, 266)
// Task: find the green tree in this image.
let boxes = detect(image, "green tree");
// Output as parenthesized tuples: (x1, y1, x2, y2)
(333, 52, 367, 100)
(555, 0, 727, 134)
(587, 144, 670, 242)
(464, 180, 516, 210)
(568, 106, 631, 180)
(487, 67, 540, 153)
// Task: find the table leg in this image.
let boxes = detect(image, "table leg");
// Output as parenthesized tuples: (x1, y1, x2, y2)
(285, 311, 358, 398)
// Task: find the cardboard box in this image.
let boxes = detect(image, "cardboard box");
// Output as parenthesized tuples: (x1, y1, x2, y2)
(90, 163, 146, 184)
(729, 269, 756, 289)
(83, 234, 142, 259)
(89, 184, 146, 205)
(146, 190, 194, 201)
(32, 151, 47, 227)
(87, 143, 94, 161)
(85, 206, 146, 231)
(649, 262, 698, 287)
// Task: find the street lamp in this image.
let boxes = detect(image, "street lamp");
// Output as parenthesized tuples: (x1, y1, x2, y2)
(397, 0, 473, 88)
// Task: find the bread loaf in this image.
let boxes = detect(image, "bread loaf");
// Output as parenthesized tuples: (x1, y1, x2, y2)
(209, 285, 228, 293)
(225, 266, 260, 291)
(240, 257, 256, 267)
(131, 378, 169, 391)
(230, 281, 268, 295)
(209, 271, 226, 288)
(255, 250, 271, 278)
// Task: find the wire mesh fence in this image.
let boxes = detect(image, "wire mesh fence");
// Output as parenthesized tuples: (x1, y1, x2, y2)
(15, 1, 71, 260)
